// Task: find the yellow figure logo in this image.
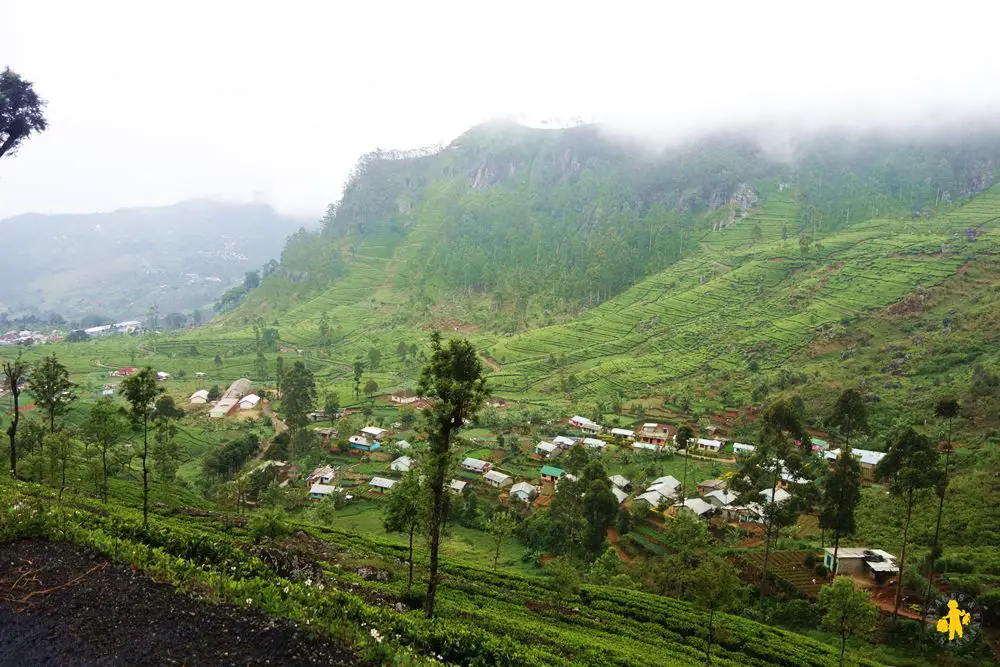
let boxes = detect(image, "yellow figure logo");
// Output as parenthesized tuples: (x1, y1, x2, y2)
(935, 600, 971, 641)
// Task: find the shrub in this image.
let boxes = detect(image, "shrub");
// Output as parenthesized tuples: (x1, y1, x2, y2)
(814, 564, 829, 578)
(803, 553, 817, 568)
(249, 507, 291, 542)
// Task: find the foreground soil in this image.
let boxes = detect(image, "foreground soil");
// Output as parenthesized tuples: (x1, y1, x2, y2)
(0, 539, 358, 666)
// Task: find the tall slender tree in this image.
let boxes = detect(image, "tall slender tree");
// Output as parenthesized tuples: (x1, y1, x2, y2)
(82, 398, 128, 502)
(382, 470, 425, 590)
(733, 398, 810, 608)
(281, 361, 316, 432)
(120, 368, 161, 526)
(487, 509, 517, 570)
(876, 427, 941, 623)
(823, 389, 868, 578)
(818, 577, 878, 667)
(675, 424, 694, 502)
(31, 353, 77, 433)
(417, 332, 488, 618)
(3, 357, 28, 478)
(689, 556, 744, 667)
(152, 395, 184, 482)
(275, 356, 285, 396)
(929, 399, 959, 568)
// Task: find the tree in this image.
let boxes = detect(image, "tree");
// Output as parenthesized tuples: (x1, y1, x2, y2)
(581, 461, 619, 558)
(31, 353, 76, 433)
(82, 398, 128, 502)
(44, 431, 75, 502)
(818, 577, 877, 667)
(281, 361, 316, 432)
(244, 270, 260, 291)
(396, 341, 408, 363)
(214, 353, 223, 377)
(732, 398, 810, 608)
(823, 389, 868, 578)
(318, 312, 331, 355)
(324, 392, 340, 426)
(689, 556, 744, 667)
(929, 399, 959, 573)
(163, 312, 186, 329)
(548, 556, 581, 604)
(255, 350, 268, 381)
(364, 379, 379, 399)
(0, 67, 48, 159)
(120, 368, 161, 526)
(417, 332, 489, 618)
(275, 356, 284, 396)
(353, 359, 365, 399)
(487, 509, 516, 570)
(207, 384, 222, 401)
(382, 471, 425, 590)
(368, 347, 381, 370)
(876, 427, 941, 623)
(675, 425, 694, 501)
(192, 309, 203, 326)
(152, 395, 184, 482)
(819, 449, 862, 580)
(3, 357, 28, 478)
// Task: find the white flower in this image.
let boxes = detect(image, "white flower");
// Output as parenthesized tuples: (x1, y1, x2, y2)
(305, 578, 312, 586)
(370, 628, 383, 643)
(246, 598, 252, 605)
(283, 586, 290, 594)
(317, 583, 325, 591)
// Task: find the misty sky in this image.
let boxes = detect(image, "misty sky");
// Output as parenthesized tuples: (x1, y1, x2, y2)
(3, 0, 998, 220)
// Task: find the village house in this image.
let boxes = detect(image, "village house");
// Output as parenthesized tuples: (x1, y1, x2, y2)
(349, 426, 387, 452)
(609, 475, 632, 493)
(209, 398, 239, 418)
(510, 481, 538, 502)
(611, 487, 628, 504)
(534, 441, 560, 458)
(540, 465, 564, 483)
(395, 440, 411, 450)
(189, 389, 210, 404)
(722, 488, 792, 523)
(369, 476, 397, 493)
(732, 443, 755, 457)
(582, 437, 607, 449)
(696, 479, 727, 495)
(309, 483, 337, 501)
(702, 489, 739, 508)
(672, 497, 715, 519)
(638, 423, 671, 448)
(308, 465, 336, 485)
(315, 427, 337, 443)
(449, 479, 468, 494)
(648, 475, 681, 496)
(239, 393, 261, 410)
(156, 371, 170, 381)
(462, 457, 492, 473)
(823, 548, 899, 585)
(571, 415, 602, 435)
(109, 367, 138, 378)
(610, 427, 635, 440)
(824, 448, 887, 482)
(483, 470, 513, 489)
(390, 389, 419, 405)
(552, 435, 576, 449)
(695, 438, 723, 453)
(635, 488, 673, 508)
(391, 456, 414, 472)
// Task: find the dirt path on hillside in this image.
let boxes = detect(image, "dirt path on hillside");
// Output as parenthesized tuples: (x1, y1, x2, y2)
(255, 403, 288, 460)
(0, 539, 357, 666)
(483, 356, 502, 372)
(607, 528, 632, 563)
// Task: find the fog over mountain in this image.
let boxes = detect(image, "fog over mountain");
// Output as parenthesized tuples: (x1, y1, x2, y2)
(3, 0, 999, 220)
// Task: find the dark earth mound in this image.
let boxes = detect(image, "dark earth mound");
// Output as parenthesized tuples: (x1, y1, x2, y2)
(0, 539, 358, 666)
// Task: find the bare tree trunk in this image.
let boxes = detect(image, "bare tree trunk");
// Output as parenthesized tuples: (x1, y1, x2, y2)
(407, 523, 415, 591)
(423, 433, 449, 618)
(142, 416, 150, 527)
(7, 386, 19, 478)
(893, 491, 914, 623)
(101, 443, 109, 503)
